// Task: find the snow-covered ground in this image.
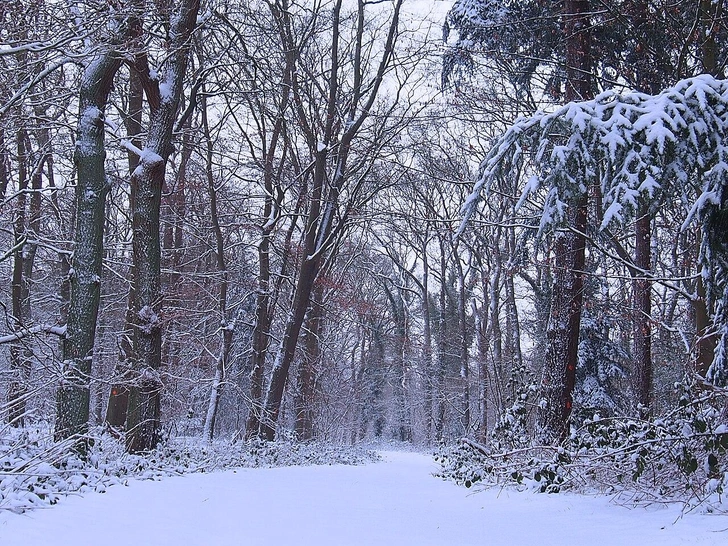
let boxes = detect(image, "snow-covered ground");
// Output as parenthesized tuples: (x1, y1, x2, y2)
(0, 451, 725, 545)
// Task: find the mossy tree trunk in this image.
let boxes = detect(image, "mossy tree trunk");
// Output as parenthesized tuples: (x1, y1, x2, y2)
(55, 52, 122, 443)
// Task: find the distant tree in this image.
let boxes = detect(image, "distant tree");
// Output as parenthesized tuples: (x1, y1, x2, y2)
(253, 0, 417, 441)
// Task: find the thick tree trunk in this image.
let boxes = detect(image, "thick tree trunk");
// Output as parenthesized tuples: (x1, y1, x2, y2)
(260, 255, 321, 440)
(384, 281, 412, 442)
(536, 205, 587, 444)
(705, 193, 728, 386)
(125, 0, 200, 453)
(245, 232, 272, 438)
(55, 53, 121, 443)
(535, 0, 591, 444)
(294, 285, 324, 441)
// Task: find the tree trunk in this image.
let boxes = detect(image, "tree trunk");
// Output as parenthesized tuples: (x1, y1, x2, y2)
(434, 241, 448, 441)
(201, 93, 234, 442)
(258, 0, 403, 440)
(453, 242, 470, 434)
(535, 0, 591, 444)
(55, 52, 121, 443)
(8, 127, 30, 426)
(294, 285, 324, 441)
(705, 194, 728, 386)
(633, 206, 652, 414)
(105, 61, 144, 430)
(421, 236, 434, 443)
(125, 0, 200, 453)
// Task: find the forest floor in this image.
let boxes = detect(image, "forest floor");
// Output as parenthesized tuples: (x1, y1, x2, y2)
(0, 450, 726, 545)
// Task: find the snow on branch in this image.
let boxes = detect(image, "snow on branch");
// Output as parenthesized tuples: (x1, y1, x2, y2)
(460, 75, 728, 235)
(0, 324, 67, 345)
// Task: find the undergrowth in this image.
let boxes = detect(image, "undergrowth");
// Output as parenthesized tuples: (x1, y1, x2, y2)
(436, 382, 728, 511)
(0, 426, 378, 514)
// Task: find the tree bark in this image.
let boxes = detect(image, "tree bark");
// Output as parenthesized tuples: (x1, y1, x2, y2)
(125, 0, 200, 453)
(535, 0, 591, 444)
(55, 51, 121, 443)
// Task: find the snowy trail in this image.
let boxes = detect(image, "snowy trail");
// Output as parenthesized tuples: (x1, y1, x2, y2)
(0, 451, 726, 546)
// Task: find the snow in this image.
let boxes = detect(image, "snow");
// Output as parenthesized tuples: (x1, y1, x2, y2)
(461, 74, 728, 237)
(0, 451, 724, 545)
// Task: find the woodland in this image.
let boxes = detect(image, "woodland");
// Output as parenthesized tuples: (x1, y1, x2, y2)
(1, 0, 728, 511)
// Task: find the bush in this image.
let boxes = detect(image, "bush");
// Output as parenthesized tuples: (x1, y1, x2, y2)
(0, 426, 378, 514)
(436, 381, 728, 510)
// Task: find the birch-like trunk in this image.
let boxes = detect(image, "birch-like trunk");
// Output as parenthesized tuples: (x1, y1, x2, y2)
(201, 93, 234, 442)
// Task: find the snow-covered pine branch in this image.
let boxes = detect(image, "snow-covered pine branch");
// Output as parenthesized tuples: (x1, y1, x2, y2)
(462, 75, 728, 234)
(461, 74, 728, 386)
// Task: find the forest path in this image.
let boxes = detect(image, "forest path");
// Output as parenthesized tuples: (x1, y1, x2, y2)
(0, 450, 724, 545)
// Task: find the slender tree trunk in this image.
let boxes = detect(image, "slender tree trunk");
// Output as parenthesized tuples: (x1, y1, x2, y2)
(202, 93, 234, 441)
(0, 128, 9, 200)
(504, 230, 523, 371)
(243, 39, 293, 437)
(435, 241, 448, 441)
(258, 0, 403, 440)
(8, 128, 29, 426)
(633, 206, 652, 413)
(453, 243, 470, 434)
(630, 0, 656, 416)
(488, 252, 504, 425)
(421, 237, 434, 443)
(106, 63, 143, 429)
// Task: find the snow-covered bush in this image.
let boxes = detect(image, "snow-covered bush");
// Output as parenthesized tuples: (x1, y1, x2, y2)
(0, 427, 378, 514)
(437, 381, 728, 510)
(490, 362, 537, 451)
